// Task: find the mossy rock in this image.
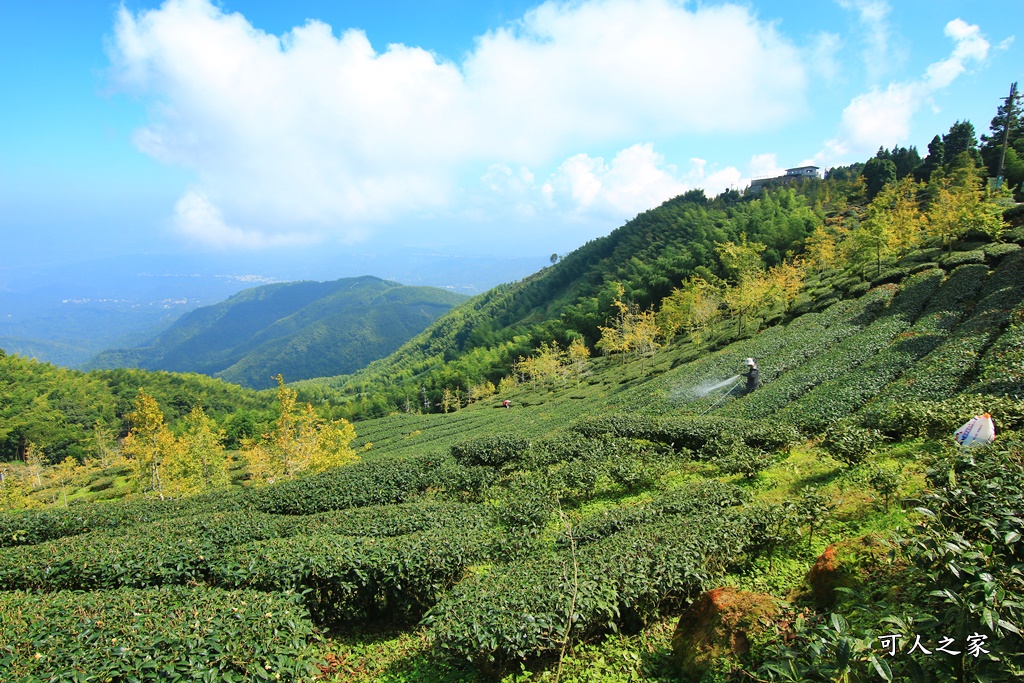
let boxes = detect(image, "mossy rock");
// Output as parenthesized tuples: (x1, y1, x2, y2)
(801, 534, 897, 608)
(671, 586, 780, 682)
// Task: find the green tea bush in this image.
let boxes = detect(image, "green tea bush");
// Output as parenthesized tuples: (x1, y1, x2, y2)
(939, 249, 986, 269)
(0, 510, 284, 592)
(726, 287, 898, 420)
(213, 525, 503, 626)
(858, 394, 1024, 440)
(873, 258, 1024, 405)
(971, 312, 1024, 397)
(821, 421, 883, 466)
(248, 453, 440, 515)
(450, 435, 530, 468)
(562, 481, 747, 551)
(0, 489, 247, 549)
(426, 511, 751, 673)
(572, 414, 798, 456)
(0, 502, 497, 594)
(982, 241, 1021, 261)
(777, 269, 950, 431)
(0, 586, 320, 682)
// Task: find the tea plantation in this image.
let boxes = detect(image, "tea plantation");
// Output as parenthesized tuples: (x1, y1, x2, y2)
(2, 245, 1023, 682)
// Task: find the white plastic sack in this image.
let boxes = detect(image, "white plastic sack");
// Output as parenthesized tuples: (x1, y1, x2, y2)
(953, 413, 996, 448)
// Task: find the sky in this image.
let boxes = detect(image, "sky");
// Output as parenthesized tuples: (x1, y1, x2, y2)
(1, 0, 1021, 276)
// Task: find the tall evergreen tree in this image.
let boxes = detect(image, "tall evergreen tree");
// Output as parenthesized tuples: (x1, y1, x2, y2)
(942, 120, 982, 168)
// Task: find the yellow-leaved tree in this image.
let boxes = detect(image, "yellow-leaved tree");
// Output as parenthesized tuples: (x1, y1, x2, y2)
(177, 405, 229, 490)
(122, 389, 179, 500)
(244, 375, 359, 484)
(657, 276, 722, 346)
(596, 284, 662, 371)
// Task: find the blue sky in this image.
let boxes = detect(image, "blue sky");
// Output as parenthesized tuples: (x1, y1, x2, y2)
(1, 0, 1021, 272)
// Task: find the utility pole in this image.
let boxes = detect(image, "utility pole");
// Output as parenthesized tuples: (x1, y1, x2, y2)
(996, 81, 1018, 189)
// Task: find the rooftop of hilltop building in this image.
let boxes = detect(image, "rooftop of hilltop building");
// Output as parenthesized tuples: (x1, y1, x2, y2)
(748, 165, 821, 193)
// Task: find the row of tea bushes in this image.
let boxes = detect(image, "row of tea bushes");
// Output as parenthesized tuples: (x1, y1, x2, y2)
(776, 269, 948, 431)
(246, 453, 441, 515)
(725, 286, 904, 421)
(557, 480, 748, 547)
(213, 524, 512, 626)
(0, 453, 445, 548)
(0, 501, 495, 594)
(571, 413, 799, 457)
(870, 254, 1024, 405)
(0, 487, 248, 549)
(426, 509, 751, 673)
(0, 586, 320, 682)
(632, 292, 888, 415)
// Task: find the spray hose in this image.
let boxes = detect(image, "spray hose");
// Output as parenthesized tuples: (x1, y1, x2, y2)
(699, 379, 743, 416)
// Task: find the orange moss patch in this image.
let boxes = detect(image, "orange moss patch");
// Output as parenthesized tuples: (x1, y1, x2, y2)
(671, 586, 780, 682)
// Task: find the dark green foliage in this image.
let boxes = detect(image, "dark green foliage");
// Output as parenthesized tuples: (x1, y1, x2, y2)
(571, 414, 798, 457)
(862, 156, 897, 200)
(939, 249, 985, 268)
(247, 453, 440, 515)
(0, 586, 320, 682)
(425, 509, 750, 672)
(822, 422, 883, 467)
(450, 434, 529, 468)
(214, 525, 504, 626)
(858, 394, 1024, 440)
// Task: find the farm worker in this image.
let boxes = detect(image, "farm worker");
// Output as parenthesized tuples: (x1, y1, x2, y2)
(503, 399, 511, 409)
(741, 358, 760, 393)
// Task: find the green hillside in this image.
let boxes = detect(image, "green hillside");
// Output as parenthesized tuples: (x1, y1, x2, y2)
(88, 276, 467, 389)
(2, 239, 1022, 681)
(3, 119, 1024, 681)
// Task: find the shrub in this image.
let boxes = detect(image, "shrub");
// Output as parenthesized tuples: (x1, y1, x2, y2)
(0, 586, 320, 681)
(248, 453, 440, 515)
(939, 249, 985, 269)
(821, 422, 883, 467)
(425, 510, 751, 673)
(451, 435, 530, 468)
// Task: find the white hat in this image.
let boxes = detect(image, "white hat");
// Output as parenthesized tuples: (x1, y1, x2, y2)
(744, 358, 756, 366)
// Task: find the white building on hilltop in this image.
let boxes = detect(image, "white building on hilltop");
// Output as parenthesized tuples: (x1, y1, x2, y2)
(747, 166, 821, 194)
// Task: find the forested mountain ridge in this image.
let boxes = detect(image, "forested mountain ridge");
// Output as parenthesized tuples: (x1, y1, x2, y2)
(301, 186, 827, 415)
(87, 276, 467, 389)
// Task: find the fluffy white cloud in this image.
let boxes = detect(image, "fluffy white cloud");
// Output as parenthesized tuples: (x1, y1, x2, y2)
(837, 0, 895, 82)
(541, 144, 687, 219)
(821, 17, 989, 160)
(109, 0, 807, 248)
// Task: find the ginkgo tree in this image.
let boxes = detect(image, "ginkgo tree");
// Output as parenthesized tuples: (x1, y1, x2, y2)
(243, 375, 359, 484)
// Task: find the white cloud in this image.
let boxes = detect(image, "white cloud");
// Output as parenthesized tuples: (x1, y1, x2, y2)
(173, 191, 317, 248)
(108, 0, 808, 248)
(837, 0, 895, 82)
(820, 17, 990, 161)
(541, 144, 687, 219)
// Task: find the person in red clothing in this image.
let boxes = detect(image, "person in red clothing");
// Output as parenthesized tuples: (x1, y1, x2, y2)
(502, 399, 511, 409)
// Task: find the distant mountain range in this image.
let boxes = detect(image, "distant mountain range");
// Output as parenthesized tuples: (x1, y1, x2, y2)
(86, 276, 467, 389)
